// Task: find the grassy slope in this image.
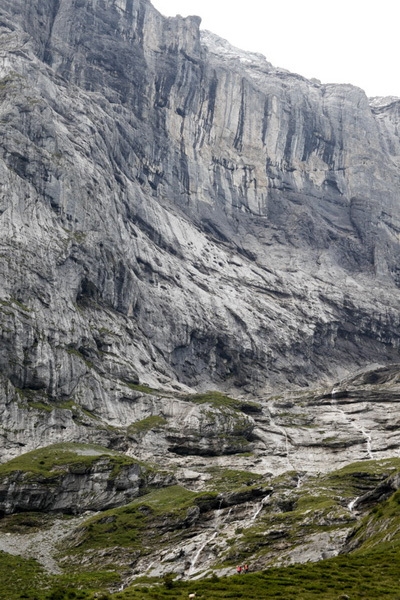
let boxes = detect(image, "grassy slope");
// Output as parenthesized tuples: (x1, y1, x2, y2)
(4, 548, 400, 600)
(3, 454, 400, 598)
(115, 549, 400, 599)
(59, 485, 219, 561)
(217, 459, 400, 567)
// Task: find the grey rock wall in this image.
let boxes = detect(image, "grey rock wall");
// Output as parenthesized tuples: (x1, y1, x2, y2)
(1, 0, 400, 460)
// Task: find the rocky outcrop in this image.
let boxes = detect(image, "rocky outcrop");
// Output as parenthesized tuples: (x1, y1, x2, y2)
(0, 444, 171, 514)
(0, 382, 257, 463)
(0, 462, 138, 515)
(3, 362, 400, 482)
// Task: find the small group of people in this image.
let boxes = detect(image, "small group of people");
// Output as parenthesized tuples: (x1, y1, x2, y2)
(236, 564, 249, 574)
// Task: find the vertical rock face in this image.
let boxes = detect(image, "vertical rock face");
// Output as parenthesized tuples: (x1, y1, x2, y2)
(0, 0, 400, 436)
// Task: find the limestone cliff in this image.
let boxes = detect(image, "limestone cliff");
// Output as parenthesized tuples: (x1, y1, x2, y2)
(1, 0, 400, 460)
(0, 444, 161, 515)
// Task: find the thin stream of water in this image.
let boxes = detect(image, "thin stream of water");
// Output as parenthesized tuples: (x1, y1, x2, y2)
(188, 503, 230, 575)
(331, 389, 373, 459)
(348, 496, 359, 511)
(188, 531, 217, 575)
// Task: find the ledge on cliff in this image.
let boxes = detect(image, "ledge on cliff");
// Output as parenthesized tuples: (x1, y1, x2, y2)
(0, 443, 172, 515)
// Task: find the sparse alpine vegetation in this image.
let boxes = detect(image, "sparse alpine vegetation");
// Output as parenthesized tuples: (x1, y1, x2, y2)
(2, 446, 400, 598)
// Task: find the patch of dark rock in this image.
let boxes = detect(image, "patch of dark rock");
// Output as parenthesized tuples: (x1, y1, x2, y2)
(267, 529, 288, 540)
(138, 505, 153, 515)
(78, 345, 98, 361)
(239, 403, 262, 414)
(307, 438, 362, 450)
(274, 400, 295, 409)
(201, 218, 231, 244)
(193, 495, 220, 513)
(355, 477, 400, 510)
(317, 390, 348, 402)
(361, 366, 400, 385)
(131, 215, 183, 259)
(218, 487, 270, 508)
(184, 505, 200, 526)
(167, 445, 219, 457)
(76, 278, 100, 307)
(276, 499, 296, 512)
(236, 246, 257, 261)
(98, 515, 117, 524)
(323, 178, 342, 194)
(119, 395, 141, 403)
(192, 262, 212, 275)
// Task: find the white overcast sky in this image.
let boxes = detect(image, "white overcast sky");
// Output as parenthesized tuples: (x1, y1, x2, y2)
(150, 0, 399, 98)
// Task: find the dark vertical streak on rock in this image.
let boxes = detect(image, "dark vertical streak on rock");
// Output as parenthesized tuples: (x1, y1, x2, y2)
(301, 105, 318, 162)
(154, 70, 176, 109)
(262, 97, 270, 145)
(175, 58, 200, 117)
(179, 138, 190, 197)
(135, 1, 146, 44)
(125, 0, 134, 18)
(42, 0, 61, 65)
(284, 110, 296, 164)
(234, 79, 246, 152)
(206, 71, 218, 128)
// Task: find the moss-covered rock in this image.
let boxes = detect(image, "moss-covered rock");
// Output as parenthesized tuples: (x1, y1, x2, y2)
(0, 443, 162, 514)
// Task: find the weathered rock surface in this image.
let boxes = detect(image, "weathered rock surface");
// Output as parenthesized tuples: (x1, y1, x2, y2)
(0, 372, 400, 582)
(1, 0, 400, 432)
(3, 362, 400, 477)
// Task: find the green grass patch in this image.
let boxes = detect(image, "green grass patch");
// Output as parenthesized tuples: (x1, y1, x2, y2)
(115, 547, 400, 599)
(205, 467, 264, 493)
(0, 550, 116, 599)
(321, 458, 400, 499)
(0, 297, 31, 313)
(0, 511, 58, 533)
(0, 443, 139, 481)
(49, 568, 120, 596)
(125, 382, 164, 395)
(128, 416, 167, 434)
(331, 458, 400, 478)
(28, 400, 54, 412)
(183, 391, 261, 414)
(0, 551, 50, 599)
